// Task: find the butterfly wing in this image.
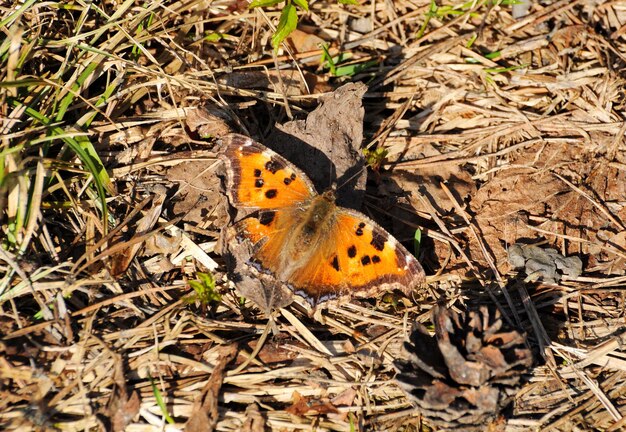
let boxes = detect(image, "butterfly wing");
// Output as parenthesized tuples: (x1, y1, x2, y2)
(287, 209, 425, 303)
(220, 134, 317, 210)
(225, 207, 300, 311)
(229, 208, 298, 269)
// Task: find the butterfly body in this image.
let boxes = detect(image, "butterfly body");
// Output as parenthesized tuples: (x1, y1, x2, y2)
(221, 134, 425, 305)
(273, 191, 337, 278)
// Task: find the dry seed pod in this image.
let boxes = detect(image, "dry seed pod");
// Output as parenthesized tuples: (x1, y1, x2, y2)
(394, 305, 533, 431)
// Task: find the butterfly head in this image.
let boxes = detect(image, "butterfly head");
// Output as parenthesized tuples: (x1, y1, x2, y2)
(320, 189, 337, 203)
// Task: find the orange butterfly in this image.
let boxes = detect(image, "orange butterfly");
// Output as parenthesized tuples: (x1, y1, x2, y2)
(220, 134, 425, 305)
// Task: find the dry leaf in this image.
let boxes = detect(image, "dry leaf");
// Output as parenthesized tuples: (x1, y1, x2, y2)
(186, 344, 238, 432)
(110, 196, 164, 276)
(268, 82, 368, 209)
(469, 142, 626, 274)
(186, 106, 233, 138)
(286, 391, 339, 417)
(107, 355, 141, 432)
(286, 29, 325, 54)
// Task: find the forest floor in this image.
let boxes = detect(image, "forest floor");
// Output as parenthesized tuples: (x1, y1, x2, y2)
(1, 0, 626, 431)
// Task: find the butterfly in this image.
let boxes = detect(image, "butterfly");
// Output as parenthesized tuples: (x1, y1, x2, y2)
(220, 133, 425, 306)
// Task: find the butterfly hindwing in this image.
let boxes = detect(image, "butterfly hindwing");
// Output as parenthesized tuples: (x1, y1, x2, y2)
(287, 209, 424, 303)
(231, 208, 297, 272)
(220, 134, 316, 210)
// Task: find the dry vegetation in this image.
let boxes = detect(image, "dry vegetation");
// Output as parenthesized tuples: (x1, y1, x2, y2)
(2, 0, 626, 430)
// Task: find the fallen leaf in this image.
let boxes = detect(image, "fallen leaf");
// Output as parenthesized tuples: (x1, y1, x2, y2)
(285, 391, 339, 417)
(186, 344, 238, 432)
(109, 195, 164, 276)
(241, 403, 265, 432)
(108, 355, 141, 432)
(218, 69, 321, 96)
(186, 106, 233, 138)
(285, 29, 325, 54)
(469, 142, 626, 275)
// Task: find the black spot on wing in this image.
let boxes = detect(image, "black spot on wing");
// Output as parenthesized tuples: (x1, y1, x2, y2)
(259, 211, 276, 226)
(331, 256, 340, 272)
(265, 158, 284, 174)
(265, 189, 277, 199)
(283, 177, 292, 185)
(347, 245, 356, 258)
(253, 169, 262, 177)
(370, 230, 387, 252)
(361, 255, 371, 265)
(255, 178, 264, 188)
(355, 223, 365, 236)
(372, 255, 381, 263)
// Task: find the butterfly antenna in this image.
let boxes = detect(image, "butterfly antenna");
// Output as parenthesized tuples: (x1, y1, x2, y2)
(336, 165, 367, 193)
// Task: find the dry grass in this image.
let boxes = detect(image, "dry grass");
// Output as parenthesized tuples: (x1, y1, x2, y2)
(1, 0, 626, 431)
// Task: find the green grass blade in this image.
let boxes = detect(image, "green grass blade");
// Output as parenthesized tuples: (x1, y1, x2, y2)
(8, 98, 110, 233)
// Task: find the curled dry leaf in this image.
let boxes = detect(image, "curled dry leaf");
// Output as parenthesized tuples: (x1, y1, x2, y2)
(107, 354, 141, 432)
(186, 344, 238, 432)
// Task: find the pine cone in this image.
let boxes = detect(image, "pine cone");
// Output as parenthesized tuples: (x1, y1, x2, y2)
(394, 305, 533, 431)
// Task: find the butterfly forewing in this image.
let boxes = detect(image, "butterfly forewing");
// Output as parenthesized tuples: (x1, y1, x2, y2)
(220, 134, 316, 209)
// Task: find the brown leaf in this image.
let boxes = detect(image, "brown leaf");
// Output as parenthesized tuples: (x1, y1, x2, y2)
(285, 391, 339, 417)
(469, 142, 626, 275)
(186, 106, 233, 138)
(110, 196, 163, 276)
(331, 388, 357, 407)
(186, 344, 238, 432)
(241, 403, 265, 432)
(383, 140, 476, 215)
(285, 29, 325, 54)
(108, 355, 141, 432)
(235, 337, 301, 365)
(218, 69, 320, 96)
(167, 159, 229, 231)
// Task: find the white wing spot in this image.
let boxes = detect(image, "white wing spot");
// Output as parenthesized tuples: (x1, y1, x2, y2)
(387, 237, 397, 249)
